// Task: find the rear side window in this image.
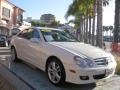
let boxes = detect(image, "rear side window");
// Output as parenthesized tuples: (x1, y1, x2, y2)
(17, 28, 40, 40)
(27, 29, 34, 39)
(17, 29, 28, 38)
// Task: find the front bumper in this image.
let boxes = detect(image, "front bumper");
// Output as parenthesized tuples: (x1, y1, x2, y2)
(64, 63, 116, 84)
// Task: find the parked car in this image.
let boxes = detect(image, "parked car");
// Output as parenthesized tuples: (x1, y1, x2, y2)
(7, 28, 21, 45)
(0, 34, 8, 47)
(11, 27, 117, 85)
(11, 28, 21, 36)
(103, 36, 113, 42)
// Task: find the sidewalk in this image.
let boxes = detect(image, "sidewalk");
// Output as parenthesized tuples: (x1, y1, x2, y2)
(0, 47, 34, 90)
(0, 75, 16, 90)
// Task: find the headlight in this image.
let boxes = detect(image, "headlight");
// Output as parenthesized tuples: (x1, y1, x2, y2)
(74, 56, 94, 68)
(84, 58, 95, 68)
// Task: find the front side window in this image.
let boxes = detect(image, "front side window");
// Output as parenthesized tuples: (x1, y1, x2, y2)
(34, 30, 40, 39)
(41, 29, 78, 42)
(27, 29, 41, 40)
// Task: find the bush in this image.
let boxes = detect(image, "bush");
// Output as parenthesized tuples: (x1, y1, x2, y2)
(112, 52, 120, 75)
(116, 61, 120, 75)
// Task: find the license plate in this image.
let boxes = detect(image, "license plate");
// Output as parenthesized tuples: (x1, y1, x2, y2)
(105, 68, 113, 76)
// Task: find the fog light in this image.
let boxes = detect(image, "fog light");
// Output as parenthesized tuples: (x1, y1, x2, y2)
(80, 76, 89, 80)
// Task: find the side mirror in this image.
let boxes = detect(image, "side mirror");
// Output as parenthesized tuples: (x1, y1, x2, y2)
(30, 38, 41, 43)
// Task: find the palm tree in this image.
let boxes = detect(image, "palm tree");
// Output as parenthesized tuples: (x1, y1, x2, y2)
(92, 0, 97, 46)
(103, 0, 111, 6)
(106, 26, 109, 37)
(65, 0, 110, 47)
(88, 16, 92, 44)
(96, 0, 111, 47)
(68, 13, 82, 40)
(96, 0, 103, 47)
(109, 26, 113, 41)
(114, 0, 120, 43)
(85, 11, 89, 43)
(65, 0, 95, 43)
(65, 0, 81, 19)
(103, 26, 113, 41)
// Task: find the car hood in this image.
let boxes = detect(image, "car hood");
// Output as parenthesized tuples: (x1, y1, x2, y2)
(49, 42, 110, 59)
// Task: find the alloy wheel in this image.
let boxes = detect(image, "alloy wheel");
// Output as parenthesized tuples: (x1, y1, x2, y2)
(48, 61, 62, 84)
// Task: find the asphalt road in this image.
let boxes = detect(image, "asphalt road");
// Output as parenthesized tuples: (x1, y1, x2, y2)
(0, 47, 120, 90)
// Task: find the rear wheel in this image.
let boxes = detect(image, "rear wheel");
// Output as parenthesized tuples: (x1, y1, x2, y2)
(46, 59, 66, 85)
(11, 47, 18, 62)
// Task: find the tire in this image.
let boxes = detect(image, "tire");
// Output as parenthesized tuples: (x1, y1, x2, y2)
(46, 58, 66, 85)
(11, 47, 18, 62)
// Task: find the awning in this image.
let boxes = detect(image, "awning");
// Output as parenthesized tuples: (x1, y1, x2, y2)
(0, 20, 7, 25)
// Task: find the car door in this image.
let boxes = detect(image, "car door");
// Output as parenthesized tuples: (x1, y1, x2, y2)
(23, 28, 44, 67)
(14, 29, 29, 59)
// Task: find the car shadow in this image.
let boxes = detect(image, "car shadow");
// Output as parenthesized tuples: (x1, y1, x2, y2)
(60, 83, 96, 90)
(2, 59, 97, 90)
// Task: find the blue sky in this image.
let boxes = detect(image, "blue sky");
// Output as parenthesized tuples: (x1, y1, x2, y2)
(9, 0, 73, 23)
(9, 0, 115, 25)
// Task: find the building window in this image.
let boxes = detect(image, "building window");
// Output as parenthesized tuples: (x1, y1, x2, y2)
(17, 14, 23, 25)
(17, 14, 23, 22)
(2, 7, 10, 19)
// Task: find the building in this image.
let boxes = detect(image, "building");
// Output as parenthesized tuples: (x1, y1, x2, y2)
(40, 14, 55, 25)
(58, 23, 75, 34)
(22, 21, 31, 27)
(24, 17, 40, 23)
(0, 0, 24, 36)
(25, 17, 32, 22)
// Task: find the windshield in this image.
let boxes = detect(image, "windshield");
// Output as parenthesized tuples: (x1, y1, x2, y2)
(41, 29, 78, 42)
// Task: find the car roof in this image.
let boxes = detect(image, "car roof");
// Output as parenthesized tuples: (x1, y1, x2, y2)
(33, 27, 63, 31)
(17, 27, 64, 35)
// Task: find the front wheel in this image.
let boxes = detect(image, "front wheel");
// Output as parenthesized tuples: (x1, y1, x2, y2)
(46, 59, 66, 85)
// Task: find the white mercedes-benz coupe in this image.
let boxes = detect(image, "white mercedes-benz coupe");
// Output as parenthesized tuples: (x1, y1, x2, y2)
(11, 27, 117, 85)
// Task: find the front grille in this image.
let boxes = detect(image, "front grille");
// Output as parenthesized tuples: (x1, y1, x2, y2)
(94, 58, 110, 66)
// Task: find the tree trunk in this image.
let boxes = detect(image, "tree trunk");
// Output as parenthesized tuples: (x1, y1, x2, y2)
(92, 0, 97, 46)
(79, 17, 82, 41)
(89, 16, 92, 44)
(81, 18, 84, 42)
(92, 16, 96, 46)
(96, 1, 99, 46)
(114, 0, 120, 43)
(85, 11, 89, 43)
(110, 30, 112, 41)
(84, 16, 86, 42)
(96, 0, 103, 48)
(78, 20, 81, 41)
(107, 30, 109, 37)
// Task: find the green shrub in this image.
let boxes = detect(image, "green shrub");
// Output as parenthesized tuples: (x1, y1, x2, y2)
(116, 61, 120, 75)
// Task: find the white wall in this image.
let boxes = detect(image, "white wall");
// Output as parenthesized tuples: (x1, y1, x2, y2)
(1, 0, 14, 21)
